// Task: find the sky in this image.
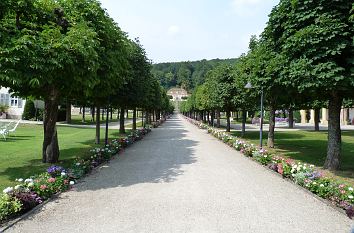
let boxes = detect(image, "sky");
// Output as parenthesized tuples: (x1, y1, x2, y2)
(99, 0, 279, 63)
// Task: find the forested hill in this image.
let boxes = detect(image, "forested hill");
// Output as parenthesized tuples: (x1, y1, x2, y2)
(152, 58, 237, 91)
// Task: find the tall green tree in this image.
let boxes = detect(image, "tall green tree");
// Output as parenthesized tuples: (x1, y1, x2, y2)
(0, 0, 100, 162)
(269, 0, 354, 169)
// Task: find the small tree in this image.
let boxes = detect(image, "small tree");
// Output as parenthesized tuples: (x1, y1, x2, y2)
(22, 100, 36, 120)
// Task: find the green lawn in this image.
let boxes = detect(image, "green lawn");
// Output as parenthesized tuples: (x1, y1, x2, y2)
(0, 124, 129, 190)
(231, 130, 354, 186)
(67, 112, 143, 125)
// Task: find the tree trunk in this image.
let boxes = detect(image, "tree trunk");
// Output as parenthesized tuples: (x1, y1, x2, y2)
(211, 110, 215, 126)
(42, 88, 60, 163)
(241, 110, 246, 137)
(267, 105, 276, 148)
(324, 94, 342, 170)
(133, 108, 137, 130)
(82, 106, 86, 123)
(216, 110, 221, 128)
(110, 107, 113, 120)
(126, 109, 129, 119)
(120, 108, 125, 134)
(226, 110, 231, 132)
(101, 108, 104, 121)
(141, 110, 144, 127)
(66, 100, 72, 123)
(145, 110, 149, 125)
(91, 107, 95, 122)
(314, 108, 320, 131)
(236, 111, 239, 122)
(95, 106, 100, 144)
(288, 108, 294, 129)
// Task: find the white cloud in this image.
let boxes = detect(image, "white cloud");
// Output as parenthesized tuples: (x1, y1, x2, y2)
(167, 25, 180, 36)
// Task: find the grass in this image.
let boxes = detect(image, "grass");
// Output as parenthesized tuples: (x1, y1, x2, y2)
(67, 112, 144, 125)
(230, 130, 354, 186)
(0, 124, 130, 190)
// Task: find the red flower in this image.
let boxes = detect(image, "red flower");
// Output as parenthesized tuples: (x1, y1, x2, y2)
(40, 185, 47, 190)
(48, 178, 56, 183)
(277, 163, 284, 175)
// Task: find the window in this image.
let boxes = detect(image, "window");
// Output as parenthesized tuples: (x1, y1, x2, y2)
(0, 94, 10, 106)
(10, 96, 20, 107)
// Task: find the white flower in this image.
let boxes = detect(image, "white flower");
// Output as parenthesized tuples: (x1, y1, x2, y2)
(14, 185, 21, 190)
(28, 182, 34, 187)
(17, 178, 23, 182)
(70, 181, 75, 185)
(320, 184, 324, 187)
(348, 187, 353, 191)
(76, 163, 81, 166)
(310, 165, 315, 168)
(263, 155, 267, 158)
(24, 178, 33, 183)
(61, 172, 66, 177)
(313, 182, 317, 185)
(348, 195, 353, 199)
(3, 187, 14, 194)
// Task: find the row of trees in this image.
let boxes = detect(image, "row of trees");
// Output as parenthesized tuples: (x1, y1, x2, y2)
(0, 0, 173, 163)
(181, 1, 354, 171)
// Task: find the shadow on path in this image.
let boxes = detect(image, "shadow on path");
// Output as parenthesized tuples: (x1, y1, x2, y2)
(76, 115, 198, 191)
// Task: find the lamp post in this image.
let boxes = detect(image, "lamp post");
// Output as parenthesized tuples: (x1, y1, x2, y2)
(245, 82, 264, 148)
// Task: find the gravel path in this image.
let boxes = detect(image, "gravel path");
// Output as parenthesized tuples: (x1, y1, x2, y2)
(7, 115, 353, 233)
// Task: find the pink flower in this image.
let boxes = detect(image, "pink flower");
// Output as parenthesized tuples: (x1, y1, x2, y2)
(47, 178, 56, 183)
(339, 184, 345, 189)
(277, 163, 284, 175)
(340, 190, 346, 194)
(64, 180, 69, 185)
(40, 185, 47, 190)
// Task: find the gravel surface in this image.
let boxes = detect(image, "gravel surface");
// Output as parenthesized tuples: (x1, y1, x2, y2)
(6, 115, 353, 233)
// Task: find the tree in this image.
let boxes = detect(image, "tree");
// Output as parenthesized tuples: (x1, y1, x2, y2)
(0, 0, 100, 162)
(268, 0, 354, 169)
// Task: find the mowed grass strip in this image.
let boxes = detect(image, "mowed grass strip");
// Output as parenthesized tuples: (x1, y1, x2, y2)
(231, 130, 354, 186)
(0, 124, 129, 190)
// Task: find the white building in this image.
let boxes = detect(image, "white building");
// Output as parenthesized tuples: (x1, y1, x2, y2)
(0, 87, 26, 119)
(167, 88, 189, 101)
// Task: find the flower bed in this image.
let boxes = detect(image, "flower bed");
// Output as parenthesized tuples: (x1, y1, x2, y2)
(184, 116, 354, 219)
(0, 127, 154, 224)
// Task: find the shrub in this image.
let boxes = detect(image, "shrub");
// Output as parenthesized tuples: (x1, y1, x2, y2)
(13, 191, 42, 212)
(0, 104, 9, 114)
(31, 173, 70, 199)
(22, 100, 36, 120)
(0, 194, 22, 221)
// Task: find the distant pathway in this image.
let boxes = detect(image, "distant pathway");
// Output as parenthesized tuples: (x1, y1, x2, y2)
(7, 115, 353, 233)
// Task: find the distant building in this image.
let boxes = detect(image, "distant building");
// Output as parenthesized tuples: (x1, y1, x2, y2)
(0, 87, 26, 119)
(300, 108, 354, 125)
(167, 87, 189, 101)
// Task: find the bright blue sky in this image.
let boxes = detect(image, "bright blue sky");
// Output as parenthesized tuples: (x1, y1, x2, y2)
(99, 0, 279, 63)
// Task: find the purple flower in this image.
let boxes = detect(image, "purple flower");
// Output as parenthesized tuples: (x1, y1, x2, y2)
(306, 171, 322, 180)
(346, 205, 354, 219)
(47, 165, 65, 177)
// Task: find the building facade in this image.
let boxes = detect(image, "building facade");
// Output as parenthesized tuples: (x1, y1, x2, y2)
(167, 88, 189, 101)
(0, 87, 26, 119)
(300, 108, 354, 125)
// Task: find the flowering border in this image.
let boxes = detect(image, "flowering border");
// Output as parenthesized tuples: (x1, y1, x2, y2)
(184, 116, 354, 219)
(0, 117, 169, 227)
